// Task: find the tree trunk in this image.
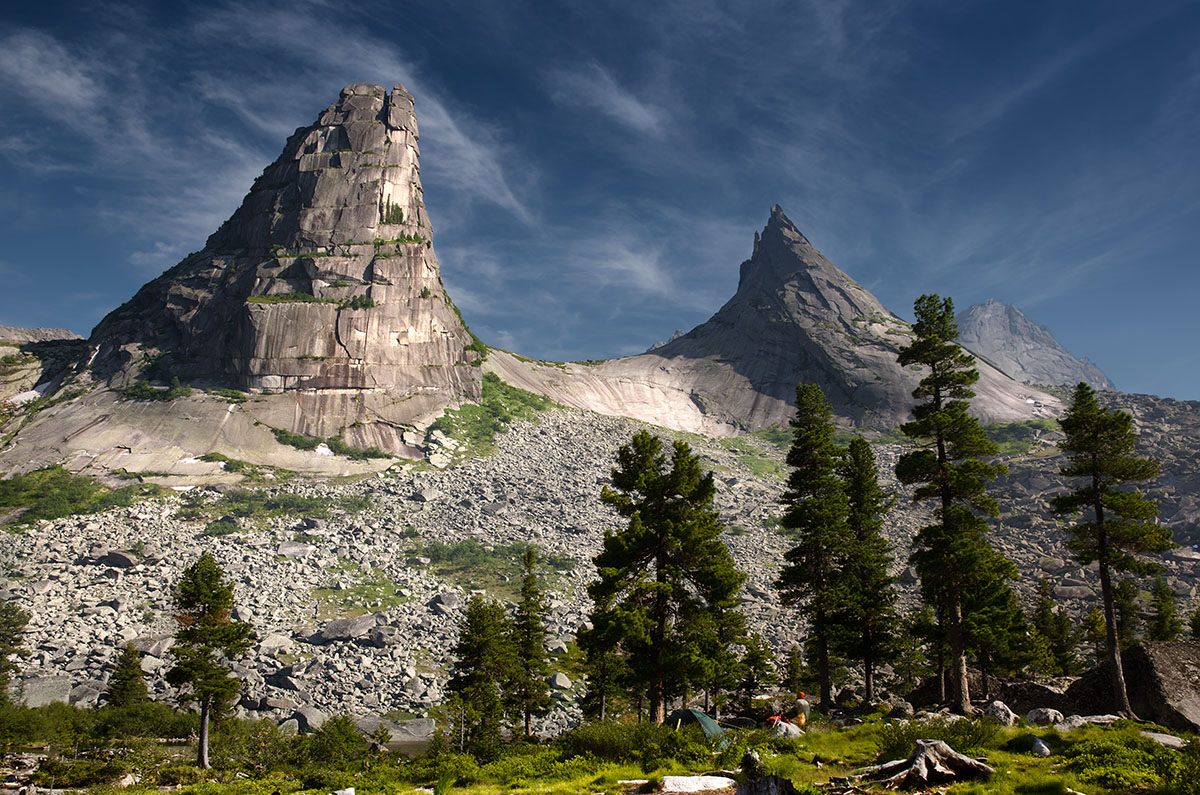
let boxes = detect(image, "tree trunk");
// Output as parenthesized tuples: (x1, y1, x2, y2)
(864, 653, 874, 704)
(947, 595, 972, 714)
(198, 695, 211, 769)
(1099, 557, 1136, 718)
(816, 607, 832, 709)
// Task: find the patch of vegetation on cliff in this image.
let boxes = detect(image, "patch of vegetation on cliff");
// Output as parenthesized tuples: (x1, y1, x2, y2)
(120, 377, 192, 401)
(719, 435, 787, 479)
(420, 538, 573, 598)
(984, 417, 1060, 457)
(313, 567, 412, 619)
(270, 428, 390, 460)
(0, 466, 165, 528)
(429, 373, 557, 456)
(247, 293, 377, 309)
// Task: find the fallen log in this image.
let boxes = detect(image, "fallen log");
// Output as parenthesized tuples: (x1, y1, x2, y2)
(832, 739, 995, 789)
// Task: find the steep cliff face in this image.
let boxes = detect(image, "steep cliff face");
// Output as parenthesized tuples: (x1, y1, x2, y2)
(957, 299, 1115, 391)
(492, 207, 1059, 432)
(88, 83, 480, 447)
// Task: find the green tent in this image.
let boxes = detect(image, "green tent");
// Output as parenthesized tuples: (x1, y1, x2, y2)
(664, 708, 724, 738)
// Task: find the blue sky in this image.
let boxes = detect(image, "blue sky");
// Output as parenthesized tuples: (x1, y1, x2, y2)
(1, 1, 1197, 400)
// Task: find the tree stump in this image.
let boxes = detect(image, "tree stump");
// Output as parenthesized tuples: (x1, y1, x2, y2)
(833, 739, 995, 789)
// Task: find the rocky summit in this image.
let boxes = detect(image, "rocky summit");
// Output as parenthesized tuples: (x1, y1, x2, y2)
(87, 82, 481, 449)
(957, 299, 1115, 391)
(0, 84, 484, 477)
(491, 206, 1059, 433)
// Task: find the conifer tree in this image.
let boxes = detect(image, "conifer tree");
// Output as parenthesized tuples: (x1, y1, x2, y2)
(961, 553, 1025, 696)
(894, 294, 1008, 714)
(1148, 576, 1183, 641)
(737, 634, 777, 708)
(167, 553, 251, 768)
(590, 430, 745, 724)
(893, 607, 936, 692)
(0, 600, 29, 707)
(105, 642, 149, 708)
(831, 437, 897, 703)
(448, 595, 516, 759)
(1190, 607, 1200, 640)
(780, 645, 806, 694)
(1114, 579, 1142, 649)
(776, 383, 851, 709)
(1082, 608, 1107, 666)
(1031, 578, 1082, 675)
(509, 547, 552, 737)
(1053, 382, 1171, 718)
(578, 604, 631, 721)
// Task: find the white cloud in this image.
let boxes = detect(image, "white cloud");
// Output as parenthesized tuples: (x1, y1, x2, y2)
(548, 63, 668, 137)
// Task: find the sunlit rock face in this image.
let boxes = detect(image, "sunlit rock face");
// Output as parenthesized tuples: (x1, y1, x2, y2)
(492, 206, 1058, 434)
(957, 299, 1115, 392)
(89, 83, 480, 448)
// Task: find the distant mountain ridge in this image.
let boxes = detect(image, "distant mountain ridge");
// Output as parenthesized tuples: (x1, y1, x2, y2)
(491, 206, 1058, 433)
(957, 299, 1115, 391)
(1, 86, 1058, 480)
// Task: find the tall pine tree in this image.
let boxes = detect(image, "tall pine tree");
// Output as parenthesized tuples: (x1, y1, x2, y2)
(447, 595, 516, 759)
(590, 430, 745, 723)
(831, 437, 897, 703)
(509, 547, 552, 737)
(105, 642, 149, 708)
(775, 383, 851, 710)
(0, 600, 29, 707)
(1148, 576, 1183, 641)
(167, 554, 251, 768)
(894, 294, 1008, 714)
(1053, 382, 1170, 718)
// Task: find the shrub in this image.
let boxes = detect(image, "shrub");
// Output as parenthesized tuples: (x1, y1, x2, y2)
(0, 467, 164, 527)
(204, 518, 239, 536)
(93, 701, 198, 739)
(1061, 733, 1182, 790)
(555, 721, 712, 771)
(120, 377, 192, 401)
(32, 756, 128, 788)
(272, 428, 321, 451)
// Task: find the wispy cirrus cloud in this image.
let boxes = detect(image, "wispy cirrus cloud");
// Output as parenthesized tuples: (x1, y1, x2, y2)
(547, 63, 669, 137)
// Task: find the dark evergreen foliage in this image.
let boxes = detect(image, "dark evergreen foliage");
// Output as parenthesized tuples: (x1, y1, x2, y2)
(775, 383, 850, 709)
(831, 436, 898, 703)
(0, 600, 29, 706)
(1053, 381, 1170, 717)
(1148, 576, 1183, 641)
(894, 294, 1009, 714)
(1114, 579, 1142, 649)
(736, 634, 777, 708)
(166, 553, 252, 768)
(509, 547, 552, 736)
(105, 642, 149, 708)
(589, 430, 745, 723)
(447, 595, 516, 759)
(1031, 578, 1083, 675)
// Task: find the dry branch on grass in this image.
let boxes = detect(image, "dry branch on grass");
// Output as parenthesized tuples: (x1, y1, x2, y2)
(831, 739, 995, 789)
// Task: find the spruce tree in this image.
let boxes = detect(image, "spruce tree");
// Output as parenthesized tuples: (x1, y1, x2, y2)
(1081, 608, 1107, 666)
(780, 645, 806, 694)
(509, 547, 552, 737)
(776, 383, 851, 709)
(1031, 579, 1082, 675)
(105, 642, 149, 708)
(1190, 607, 1200, 640)
(831, 436, 897, 703)
(1114, 579, 1142, 649)
(1148, 576, 1183, 641)
(894, 294, 1008, 714)
(737, 634, 777, 708)
(590, 430, 745, 723)
(167, 554, 251, 768)
(447, 595, 516, 759)
(0, 600, 29, 707)
(1053, 382, 1170, 718)
(961, 552, 1025, 696)
(578, 604, 631, 721)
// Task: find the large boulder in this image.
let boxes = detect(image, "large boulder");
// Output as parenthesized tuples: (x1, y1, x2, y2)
(1064, 642, 1200, 732)
(311, 613, 377, 644)
(18, 675, 73, 707)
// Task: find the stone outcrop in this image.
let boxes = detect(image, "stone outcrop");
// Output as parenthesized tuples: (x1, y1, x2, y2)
(1064, 643, 1200, 732)
(87, 82, 480, 448)
(494, 207, 1059, 433)
(0, 326, 82, 344)
(957, 299, 1114, 391)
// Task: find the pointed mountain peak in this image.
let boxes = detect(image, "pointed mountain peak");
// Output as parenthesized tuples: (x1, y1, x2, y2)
(957, 300, 1114, 391)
